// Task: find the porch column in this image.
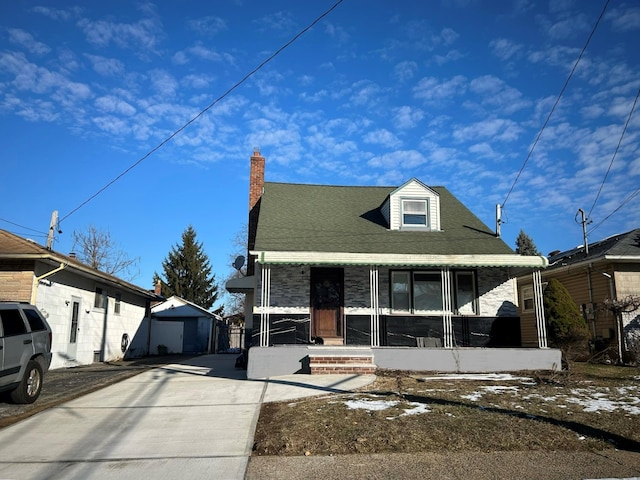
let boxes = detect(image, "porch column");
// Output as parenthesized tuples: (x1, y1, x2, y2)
(369, 266, 380, 347)
(259, 264, 271, 347)
(441, 267, 454, 348)
(533, 269, 548, 348)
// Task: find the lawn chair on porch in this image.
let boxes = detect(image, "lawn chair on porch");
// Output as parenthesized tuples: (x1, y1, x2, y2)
(416, 336, 442, 348)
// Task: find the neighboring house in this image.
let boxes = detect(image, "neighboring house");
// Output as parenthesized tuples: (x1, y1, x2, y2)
(518, 228, 640, 359)
(0, 229, 160, 369)
(150, 295, 220, 355)
(226, 150, 560, 378)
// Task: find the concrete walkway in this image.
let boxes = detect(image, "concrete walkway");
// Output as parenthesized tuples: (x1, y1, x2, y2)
(0, 354, 374, 480)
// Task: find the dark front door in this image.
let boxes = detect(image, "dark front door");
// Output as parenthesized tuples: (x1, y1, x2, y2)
(311, 268, 344, 340)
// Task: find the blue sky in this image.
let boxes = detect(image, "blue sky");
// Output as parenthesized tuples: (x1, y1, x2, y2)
(1, 0, 639, 311)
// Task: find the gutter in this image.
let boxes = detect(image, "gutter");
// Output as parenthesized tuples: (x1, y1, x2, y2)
(30, 262, 67, 304)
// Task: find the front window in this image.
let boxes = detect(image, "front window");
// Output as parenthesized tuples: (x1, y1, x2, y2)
(413, 272, 443, 311)
(391, 270, 477, 314)
(391, 270, 443, 313)
(402, 199, 428, 227)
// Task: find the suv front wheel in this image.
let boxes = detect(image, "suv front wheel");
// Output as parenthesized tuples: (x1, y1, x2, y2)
(10, 360, 43, 404)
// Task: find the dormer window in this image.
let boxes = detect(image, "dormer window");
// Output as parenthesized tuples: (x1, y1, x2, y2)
(380, 178, 441, 231)
(402, 199, 428, 228)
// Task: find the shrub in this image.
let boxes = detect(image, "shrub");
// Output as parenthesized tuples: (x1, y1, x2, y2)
(544, 278, 589, 361)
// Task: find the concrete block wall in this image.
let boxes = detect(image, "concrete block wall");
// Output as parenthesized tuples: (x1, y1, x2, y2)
(33, 265, 149, 369)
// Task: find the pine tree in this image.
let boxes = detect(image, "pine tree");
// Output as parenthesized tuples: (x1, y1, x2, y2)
(154, 226, 222, 314)
(515, 229, 541, 255)
(543, 278, 588, 357)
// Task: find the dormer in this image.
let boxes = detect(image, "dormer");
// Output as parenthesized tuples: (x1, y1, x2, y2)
(381, 178, 441, 231)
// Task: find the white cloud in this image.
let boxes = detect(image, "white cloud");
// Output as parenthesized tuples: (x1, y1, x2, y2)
(363, 129, 402, 148)
(84, 54, 125, 76)
(368, 150, 427, 169)
(393, 106, 425, 129)
(393, 61, 418, 82)
(413, 75, 467, 103)
(469, 75, 531, 114)
(434, 50, 464, 65)
(325, 23, 350, 43)
(609, 6, 640, 31)
(489, 38, 522, 61)
(453, 118, 523, 143)
(187, 16, 227, 35)
(149, 69, 178, 98)
(77, 14, 162, 54)
(8, 29, 50, 55)
(95, 95, 136, 116)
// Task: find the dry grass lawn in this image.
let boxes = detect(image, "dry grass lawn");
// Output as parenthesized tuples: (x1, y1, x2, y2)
(252, 363, 640, 457)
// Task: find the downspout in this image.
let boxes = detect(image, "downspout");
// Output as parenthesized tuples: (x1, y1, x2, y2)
(30, 262, 67, 304)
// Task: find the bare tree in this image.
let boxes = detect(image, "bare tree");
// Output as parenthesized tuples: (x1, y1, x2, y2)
(224, 224, 248, 317)
(71, 225, 139, 281)
(601, 295, 640, 363)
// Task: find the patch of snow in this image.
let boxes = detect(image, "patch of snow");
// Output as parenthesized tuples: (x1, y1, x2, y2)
(421, 373, 532, 382)
(400, 402, 430, 416)
(344, 399, 398, 411)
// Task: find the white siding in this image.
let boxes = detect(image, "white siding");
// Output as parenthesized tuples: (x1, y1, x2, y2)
(33, 263, 150, 369)
(389, 179, 440, 231)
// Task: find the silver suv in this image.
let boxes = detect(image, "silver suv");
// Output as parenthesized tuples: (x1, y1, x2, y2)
(0, 302, 52, 403)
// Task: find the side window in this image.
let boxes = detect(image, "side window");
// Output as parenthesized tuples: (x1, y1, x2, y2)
(94, 287, 107, 309)
(114, 292, 122, 314)
(522, 286, 534, 311)
(0, 309, 29, 336)
(23, 308, 47, 331)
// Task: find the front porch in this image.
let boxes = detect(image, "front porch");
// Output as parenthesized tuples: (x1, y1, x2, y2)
(246, 345, 562, 379)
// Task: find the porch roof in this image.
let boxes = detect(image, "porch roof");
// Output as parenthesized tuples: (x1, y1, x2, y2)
(253, 182, 547, 267)
(251, 251, 548, 268)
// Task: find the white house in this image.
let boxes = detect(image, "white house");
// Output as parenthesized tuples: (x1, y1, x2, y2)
(150, 295, 220, 355)
(0, 229, 161, 369)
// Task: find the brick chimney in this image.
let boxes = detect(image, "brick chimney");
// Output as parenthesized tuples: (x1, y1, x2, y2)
(247, 148, 265, 277)
(249, 148, 265, 210)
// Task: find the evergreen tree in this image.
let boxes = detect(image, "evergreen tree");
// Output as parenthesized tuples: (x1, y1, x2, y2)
(154, 226, 222, 314)
(515, 229, 541, 255)
(543, 278, 588, 357)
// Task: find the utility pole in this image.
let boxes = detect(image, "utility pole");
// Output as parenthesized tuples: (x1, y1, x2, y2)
(46, 210, 59, 250)
(576, 208, 589, 255)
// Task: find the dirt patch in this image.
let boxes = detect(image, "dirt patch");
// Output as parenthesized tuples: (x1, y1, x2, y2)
(0, 355, 190, 429)
(252, 363, 640, 457)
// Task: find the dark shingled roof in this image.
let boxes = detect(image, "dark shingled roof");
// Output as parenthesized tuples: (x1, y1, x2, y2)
(547, 228, 640, 269)
(254, 182, 515, 255)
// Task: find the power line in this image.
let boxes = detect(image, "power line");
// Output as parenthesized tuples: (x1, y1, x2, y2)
(59, 0, 345, 225)
(588, 187, 640, 235)
(587, 83, 640, 219)
(0, 217, 47, 235)
(501, 0, 610, 210)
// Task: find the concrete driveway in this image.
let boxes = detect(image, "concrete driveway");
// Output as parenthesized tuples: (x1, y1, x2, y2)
(0, 354, 374, 480)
